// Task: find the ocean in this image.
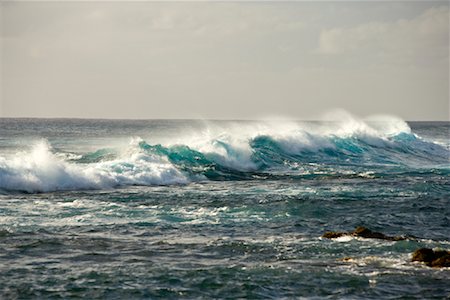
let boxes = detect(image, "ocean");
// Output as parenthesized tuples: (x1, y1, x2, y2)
(0, 117, 449, 298)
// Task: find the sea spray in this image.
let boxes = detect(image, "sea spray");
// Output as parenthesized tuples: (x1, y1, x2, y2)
(0, 139, 188, 192)
(0, 115, 448, 192)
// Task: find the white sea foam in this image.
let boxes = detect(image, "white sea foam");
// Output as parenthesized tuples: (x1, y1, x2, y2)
(0, 140, 188, 193)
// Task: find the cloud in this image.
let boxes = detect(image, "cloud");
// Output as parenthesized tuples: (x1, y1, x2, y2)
(318, 6, 449, 65)
(1, 2, 448, 120)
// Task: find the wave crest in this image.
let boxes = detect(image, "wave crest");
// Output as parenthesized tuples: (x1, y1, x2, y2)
(0, 140, 188, 193)
(0, 115, 448, 192)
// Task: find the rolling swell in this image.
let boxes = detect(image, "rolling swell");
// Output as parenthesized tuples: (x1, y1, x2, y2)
(0, 119, 448, 193)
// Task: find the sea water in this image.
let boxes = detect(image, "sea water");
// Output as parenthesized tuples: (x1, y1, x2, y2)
(0, 116, 449, 298)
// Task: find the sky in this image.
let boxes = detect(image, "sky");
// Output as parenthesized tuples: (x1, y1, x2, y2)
(0, 1, 449, 120)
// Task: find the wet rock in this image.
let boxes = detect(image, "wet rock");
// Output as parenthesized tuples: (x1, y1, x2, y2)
(322, 231, 345, 239)
(352, 226, 388, 239)
(412, 248, 450, 268)
(352, 226, 407, 241)
(431, 255, 450, 268)
(411, 248, 435, 262)
(322, 226, 408, 241)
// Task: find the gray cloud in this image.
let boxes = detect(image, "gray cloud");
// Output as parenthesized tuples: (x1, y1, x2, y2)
(1, 1, 448, 120)
(318, 6, 448, 66)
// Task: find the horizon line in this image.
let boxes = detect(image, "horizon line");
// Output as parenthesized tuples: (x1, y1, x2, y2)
(0, 117, 449, 122)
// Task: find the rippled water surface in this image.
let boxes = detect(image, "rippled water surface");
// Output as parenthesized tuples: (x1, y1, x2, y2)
(0, 118, 449, 298)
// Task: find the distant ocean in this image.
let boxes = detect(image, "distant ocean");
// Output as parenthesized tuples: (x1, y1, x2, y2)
(0, 117, 449, 298)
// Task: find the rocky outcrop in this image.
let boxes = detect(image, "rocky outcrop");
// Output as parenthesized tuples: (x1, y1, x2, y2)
(322, 231, 345, 239)
(322, 226, 409, 241)
(323, 228, 449, 268)
(412, 248, 450, 268)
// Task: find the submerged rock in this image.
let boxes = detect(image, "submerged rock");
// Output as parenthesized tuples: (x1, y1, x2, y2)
(412, 248, 450, 268)
(322, 226, 408, 241)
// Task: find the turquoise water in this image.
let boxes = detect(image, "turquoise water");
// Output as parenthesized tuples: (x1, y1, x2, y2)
(0, 118, 449, 298)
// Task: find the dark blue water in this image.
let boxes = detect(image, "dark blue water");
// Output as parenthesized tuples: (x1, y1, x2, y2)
(0, 117, 449, 298)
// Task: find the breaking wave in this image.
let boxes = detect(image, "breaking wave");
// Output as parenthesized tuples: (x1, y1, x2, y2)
(0, 115, 448, 192)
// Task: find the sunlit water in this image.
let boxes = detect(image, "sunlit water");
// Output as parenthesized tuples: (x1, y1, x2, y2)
(0, 117, 449, 298)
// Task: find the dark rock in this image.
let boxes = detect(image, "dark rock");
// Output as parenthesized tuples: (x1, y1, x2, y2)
(412, 248, 450, 268)
(431, 254, 450, 268)
(352, 226, 388, 239)
(322, 226, 408, 241)
(411, 248, 436, 263)
(322, 231, 346, 239)
(352, 226, 408, 241)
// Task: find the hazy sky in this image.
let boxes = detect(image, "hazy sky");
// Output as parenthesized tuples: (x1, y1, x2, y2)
(1, 1, 449, 120)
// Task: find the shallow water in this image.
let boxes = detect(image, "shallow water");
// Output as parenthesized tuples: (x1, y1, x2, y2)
(0, 117, 449, 298)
